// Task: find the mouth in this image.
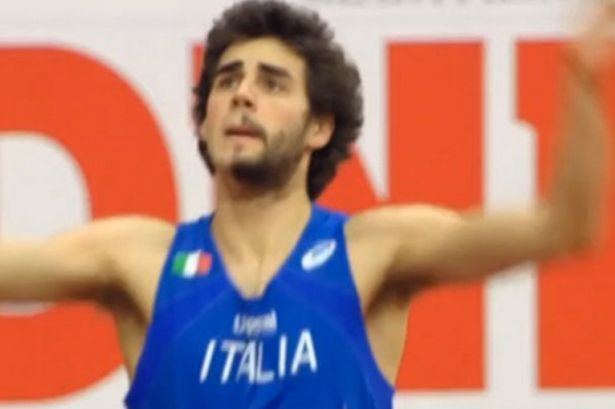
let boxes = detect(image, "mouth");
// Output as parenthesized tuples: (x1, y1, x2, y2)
(224, 125, 263, 140)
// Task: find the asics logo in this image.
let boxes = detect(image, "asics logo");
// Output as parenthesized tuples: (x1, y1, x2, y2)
(301, 240, 337, 271)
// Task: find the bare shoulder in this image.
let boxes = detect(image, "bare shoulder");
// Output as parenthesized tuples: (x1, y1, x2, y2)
(41, 214, 174, 269)
(84, 215, 176, 316)
(86, 215, 176, 273)
(0, 215, 175, 309)
(346, 204, 462, 242)
(90, 215, 175, 250)
(344, 204, 463, 306)
(83, 215, 175, 244)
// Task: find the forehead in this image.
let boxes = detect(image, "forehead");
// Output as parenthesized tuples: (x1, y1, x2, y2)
(218, 37, 306, 79)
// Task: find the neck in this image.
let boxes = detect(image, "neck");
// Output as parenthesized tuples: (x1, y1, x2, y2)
(211, 172, 312, 264)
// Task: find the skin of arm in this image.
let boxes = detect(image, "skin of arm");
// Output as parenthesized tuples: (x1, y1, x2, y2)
(0, 216, 173, 308)
(347, 3, 614, 288)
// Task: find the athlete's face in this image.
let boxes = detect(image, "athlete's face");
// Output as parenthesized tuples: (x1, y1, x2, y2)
(200, 37, 331, 189)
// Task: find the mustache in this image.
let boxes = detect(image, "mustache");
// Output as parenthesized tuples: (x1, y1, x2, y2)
(234, 114, 266, 139)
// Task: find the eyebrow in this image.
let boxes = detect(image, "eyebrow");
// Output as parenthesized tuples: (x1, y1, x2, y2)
(215, 61, 243, 77)
(258, 63, 292, 80)
(214, 60, 293, 80)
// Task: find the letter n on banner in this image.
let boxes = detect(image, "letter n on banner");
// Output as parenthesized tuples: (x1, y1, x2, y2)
(518, 41, 615, 388)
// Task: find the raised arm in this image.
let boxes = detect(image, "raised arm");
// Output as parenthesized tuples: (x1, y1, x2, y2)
(347, 2, 614, 287)
(0, 216, 173, 306)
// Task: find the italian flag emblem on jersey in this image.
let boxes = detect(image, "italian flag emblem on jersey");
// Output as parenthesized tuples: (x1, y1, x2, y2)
(172, 251, 212, 278)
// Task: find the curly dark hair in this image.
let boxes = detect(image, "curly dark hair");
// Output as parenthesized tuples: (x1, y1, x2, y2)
(193, 0, 363, 200)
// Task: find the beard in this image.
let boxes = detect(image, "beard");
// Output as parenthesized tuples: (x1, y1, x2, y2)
(230, 124, 306, 191)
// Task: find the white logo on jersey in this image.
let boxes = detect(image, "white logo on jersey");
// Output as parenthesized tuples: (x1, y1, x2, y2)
(233, 310, 277, 337)
(301, 240, 337, 271)
(199, 329, 318, 385)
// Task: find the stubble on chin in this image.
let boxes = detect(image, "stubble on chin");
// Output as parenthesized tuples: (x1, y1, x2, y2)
(229, 130, 305, 191)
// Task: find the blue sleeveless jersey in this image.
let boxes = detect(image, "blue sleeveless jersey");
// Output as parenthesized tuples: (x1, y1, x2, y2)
(125, 205, 394, 409)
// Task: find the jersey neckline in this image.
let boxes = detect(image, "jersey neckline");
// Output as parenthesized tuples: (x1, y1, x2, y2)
(203, 203, 319, 302)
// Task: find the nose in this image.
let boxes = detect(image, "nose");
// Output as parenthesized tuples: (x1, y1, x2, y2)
(231, 79, 255, 109)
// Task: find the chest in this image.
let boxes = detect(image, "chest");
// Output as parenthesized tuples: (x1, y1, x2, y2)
(128, 278, 386, 408)
(221, 258, 287, 299)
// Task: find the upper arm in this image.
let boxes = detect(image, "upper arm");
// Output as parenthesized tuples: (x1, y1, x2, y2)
(347, 204, 573, 285)
(0, 216, 173, 305)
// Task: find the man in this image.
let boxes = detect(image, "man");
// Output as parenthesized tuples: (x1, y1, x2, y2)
(0, 1, 613, 408)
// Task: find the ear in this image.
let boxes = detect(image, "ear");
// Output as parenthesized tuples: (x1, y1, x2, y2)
(198, 119, 208, 140)
(306, 114, 334, 150)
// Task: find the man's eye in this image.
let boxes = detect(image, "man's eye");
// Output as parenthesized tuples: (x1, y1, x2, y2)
(217, 76, 237, 89)
(264, 78, 283, 92)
